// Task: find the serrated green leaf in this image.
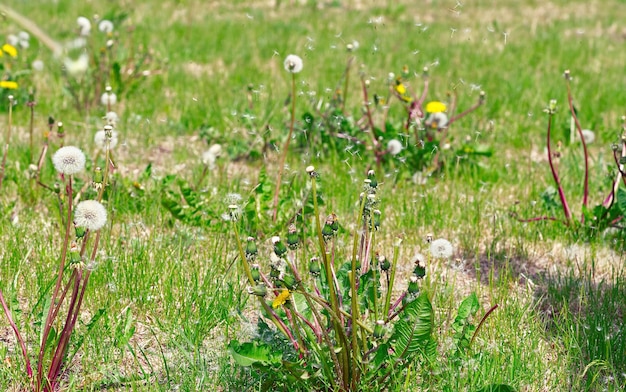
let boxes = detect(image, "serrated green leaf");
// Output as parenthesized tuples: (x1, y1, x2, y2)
(228, 340, 282, 367)
(475, 384, 516, 392)
(457, 292, 479, 320)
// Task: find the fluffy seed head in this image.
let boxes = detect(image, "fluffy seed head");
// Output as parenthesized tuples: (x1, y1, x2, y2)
(77, 16, 92, 36)
(284, 54, 303, 73)
(430, 238, 454, 259)
(98, 20, 114, 34)
(94, 128, 119, 150)
(387, 139, 403, 155)
(52, 146, 86, 175)
(74, 200, 107, 231)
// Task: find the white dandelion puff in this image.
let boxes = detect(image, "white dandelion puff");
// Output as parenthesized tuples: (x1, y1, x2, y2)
(284, 54, 303, 73)
(103, 111, 119, 125)
(101, 90, 117, 106)
(74, 200, 107, 231)
(430, 238, 454, 259)
(94, 129, 119, 150)
(387, 139, 403, 155)
(98, 20, 114, 34)
(64, 53, 89, 75)
(77, 16, 92, 36)
(580, 129, 595, 144)
(52, 146, 86, 175)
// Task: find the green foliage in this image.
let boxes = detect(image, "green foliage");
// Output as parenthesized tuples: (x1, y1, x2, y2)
(451, 292, 480, 355)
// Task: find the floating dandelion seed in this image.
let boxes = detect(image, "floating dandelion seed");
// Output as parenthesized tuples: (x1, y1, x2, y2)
(74, 200, 107, 231)
(430, 238, 454, 259)
(284, 54, 303, 73)
(387, 139, 403, 155)
(52, 146, 86, 175)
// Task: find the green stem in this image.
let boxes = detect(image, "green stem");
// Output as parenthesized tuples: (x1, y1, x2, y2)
(383, 241, 400, 317)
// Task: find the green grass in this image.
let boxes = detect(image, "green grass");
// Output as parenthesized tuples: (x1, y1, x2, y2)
(0, 0, 625, 390)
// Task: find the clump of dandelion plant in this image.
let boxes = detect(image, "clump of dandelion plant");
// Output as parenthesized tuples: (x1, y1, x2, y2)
(229, 166, 502, 390)
(512, 70, 626, 234)
(0, 141, 111, 392)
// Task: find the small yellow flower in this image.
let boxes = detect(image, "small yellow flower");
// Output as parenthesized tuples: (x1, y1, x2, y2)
(1, 44, 18, 58)
(0, 81, 18, 89)
(272, 289, 290, 309)
(425, 101, 447, 113)
(395, 83, 406, 95)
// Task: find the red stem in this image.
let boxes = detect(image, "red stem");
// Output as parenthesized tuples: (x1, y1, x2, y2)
(0, 288, 32, 377)
(547, 114, 573, 223)
(566, 81, 590, 213)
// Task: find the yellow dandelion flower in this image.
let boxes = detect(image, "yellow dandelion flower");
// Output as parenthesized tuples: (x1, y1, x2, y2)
(0, 81, 18, 89)
(1, 44, 18, 58)
(425, 101, 447, 113)
(272, 289, 290, 309)
(395, 83, 406, 95)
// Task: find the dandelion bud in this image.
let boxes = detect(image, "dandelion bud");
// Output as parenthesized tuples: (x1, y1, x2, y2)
(479, 90, 486, 103)
(620, 156, 626, 165)
(408, 275, 420, 294)
(272, 236, 288, 256)
(379, 255, 390, 271)
(563, 69, 571, 80)
(309, 258, 321, 276)
(367, 170, 378, 188)
(75, 226, 86, 238)
(286, 224, 299, 250)
(322, 222, 334, 241)
(373, 209, 381, 230)
(373, 320, 386, 339)
(306, 165, 318, 178)
(245, 237, 258, 261)
(281, 274, 298, 290)
(346, 43, 354, 52)
(270, 266, 281, 279)
(248, 284, 267, 297)
(69, 243, 82, 265)
(250, 264, 261, 282)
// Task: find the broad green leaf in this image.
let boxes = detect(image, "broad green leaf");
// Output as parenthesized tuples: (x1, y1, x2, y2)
(457, 292, 479, 320)
(228, 340, 282, 367)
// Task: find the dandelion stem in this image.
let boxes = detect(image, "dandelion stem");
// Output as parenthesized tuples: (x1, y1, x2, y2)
(565, 80, 590, 214)
(0, 288, 32, 378)
(383, 240, 400, 318)
(37, 175, 74, 391)
(546, 114, 572, 223)
(469, 304, 499, 349)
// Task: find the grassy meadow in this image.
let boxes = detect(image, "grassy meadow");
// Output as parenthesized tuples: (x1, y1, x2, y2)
(0, 0, 625, 390)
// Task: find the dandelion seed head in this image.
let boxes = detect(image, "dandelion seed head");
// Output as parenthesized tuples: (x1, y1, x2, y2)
(101, 90, 117, 106)
(430, 238, 454, 259)
(98, 20, 114, 34)
(284, 54, 303, 73)
(77, 16, 92, 36)
(387, 139, 403, 155)
(94, 128, 119, 150)
(52, 146, 86, 175)
(64, 54, 89, 75)
(74, 200, 107, 231)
